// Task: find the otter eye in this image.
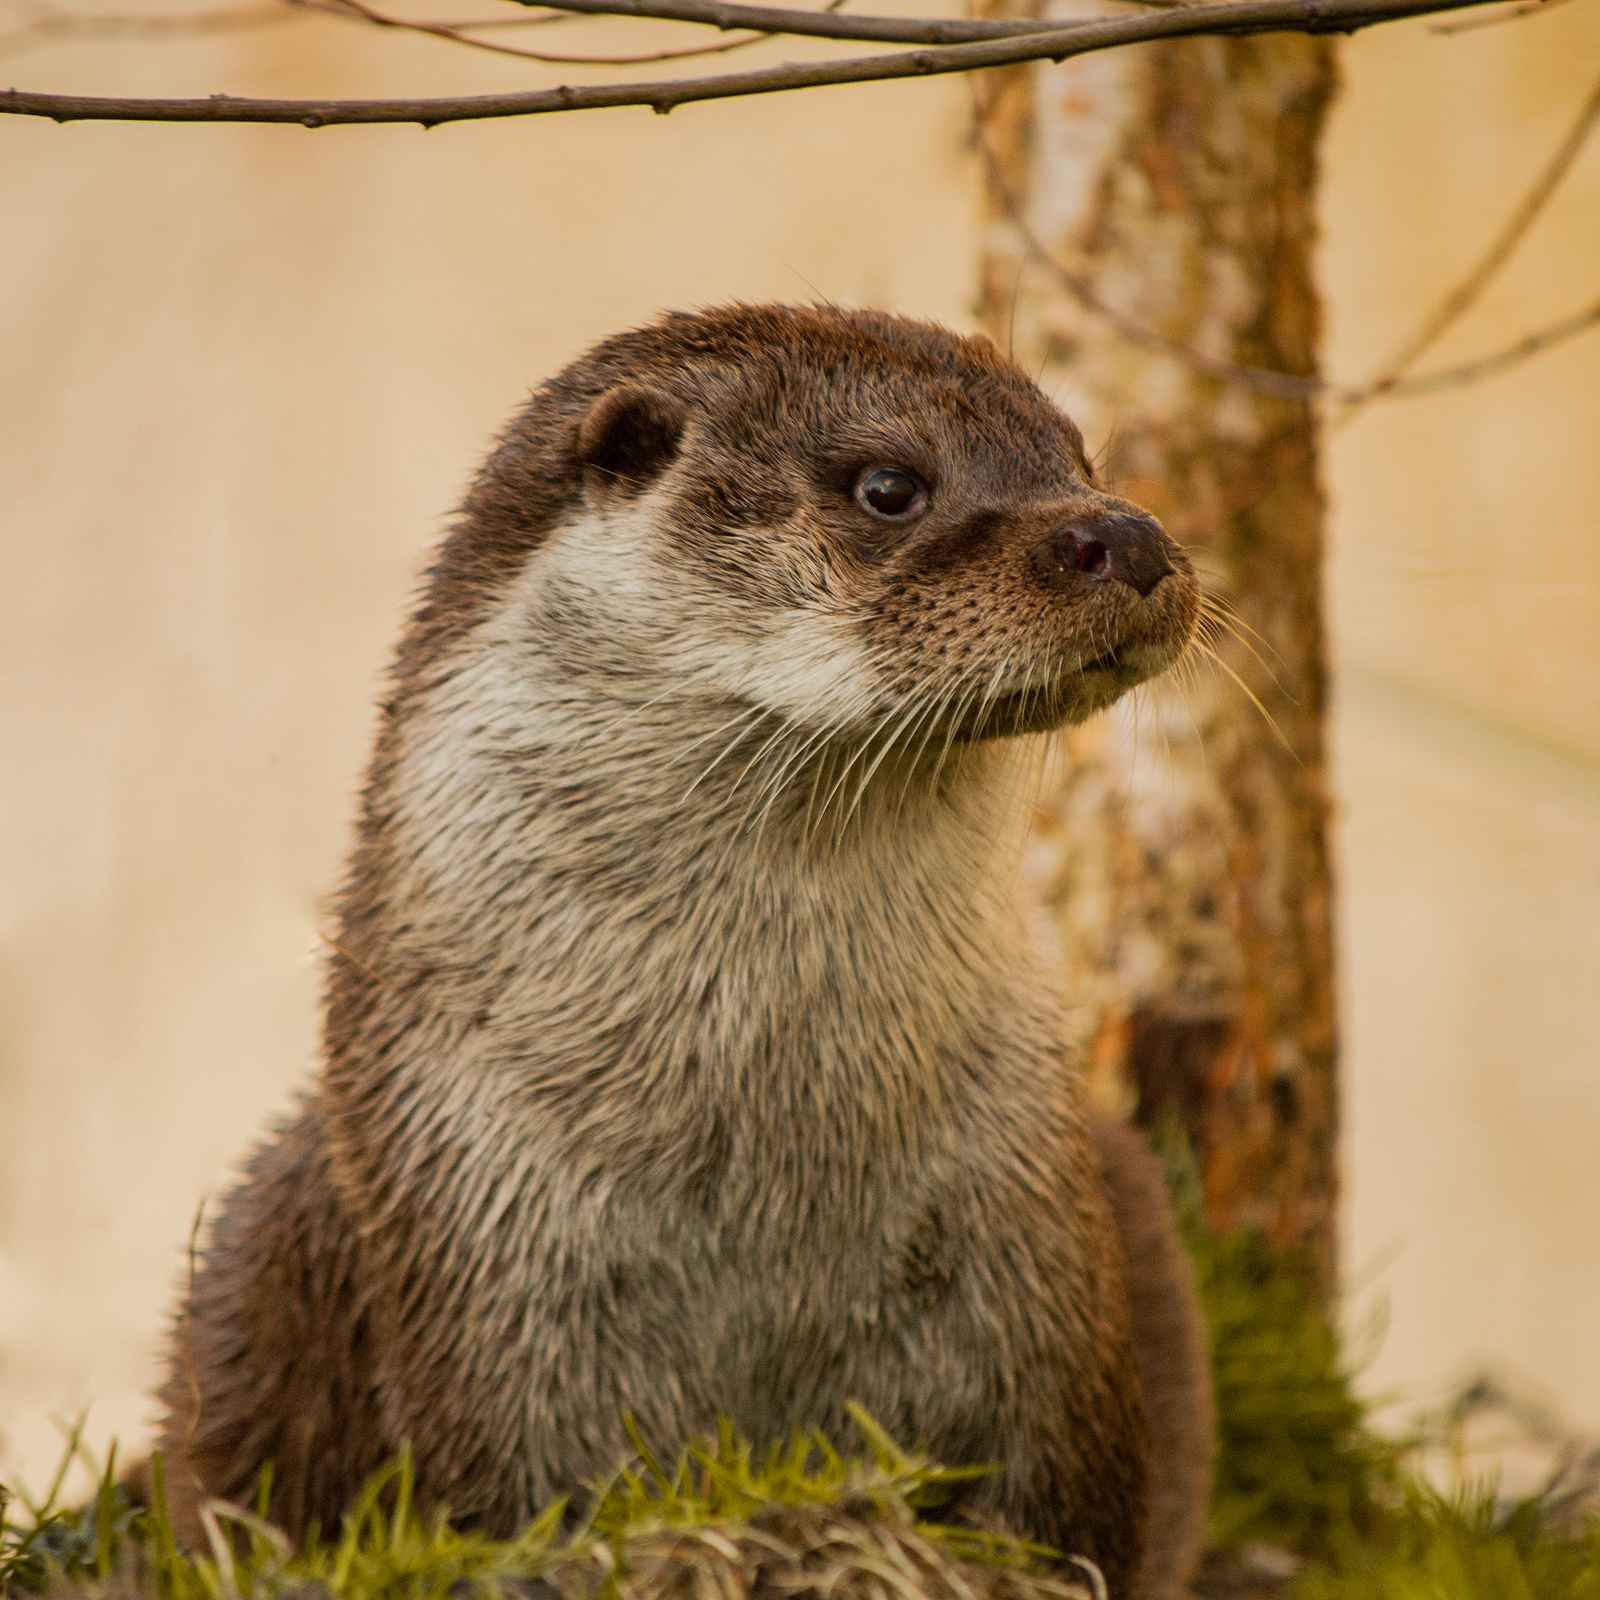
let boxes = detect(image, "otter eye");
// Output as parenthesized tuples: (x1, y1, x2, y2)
(856, 467, 925, 520)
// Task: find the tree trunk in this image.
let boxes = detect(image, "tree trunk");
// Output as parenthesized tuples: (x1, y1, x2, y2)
(975, 21, 1340, 1290)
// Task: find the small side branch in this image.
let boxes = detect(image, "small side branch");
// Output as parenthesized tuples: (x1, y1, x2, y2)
(301, 0, 772, 66)
(1360, 67, 1600, 388)
(1431, 0, 1577, 32)
(1376, 297, 1600, 399)
(510, 0, 1162, 45)
(0, 0, 291, 61)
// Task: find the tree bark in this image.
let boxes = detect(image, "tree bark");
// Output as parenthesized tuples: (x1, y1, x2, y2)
(976, 20, 1340, 1290)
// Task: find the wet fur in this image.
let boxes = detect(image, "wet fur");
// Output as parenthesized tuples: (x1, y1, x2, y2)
(157, 307, 1210, 1599)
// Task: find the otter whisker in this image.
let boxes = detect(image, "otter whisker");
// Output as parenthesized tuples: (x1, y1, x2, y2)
(813, 710, 896, 849)
(1133, 681, 1180, 796)
(744, 712, 830, 817)
(1160, 641, 1217, 770)
(725, 706, 821, 808)
(672, 699, 766, 765)
(675, 701, 772, 806)
(928, 671, 989, 798)
(742, 701, 862, 839)
(1198, 593, 1296, 704)
(931, 650, 1015, 804)
(868, 684, 947, 818)
(804, 660, 920, 846)
(748, 729, 834, 836)
(923, 675, 977, 798)
(1201, 589, 1282, 661)
(839, 685, 940, 837)
(974, 649, 1018, 738)
(793, 708, 877, 850)
(1189, 638, 1297, 755)
(1020, 656, 1043, 731)
(999, 732, 1052, 863)
(800, 721, 855, 843)
(890, 687, 955, 828)
(591, 663, 726, 739)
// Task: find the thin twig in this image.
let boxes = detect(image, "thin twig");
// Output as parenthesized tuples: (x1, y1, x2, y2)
(0, 0, 1509, 126)
(1361, 67, 1600, 387)
(409, 9, 603, 25)
(302, 0, 770, 65)
(1431, 0, 1576, 31)
(517, 0, 1179, 43)
(0, 0, 290, 61)
(1374, 297, 1600, 397)
(408, 9, 581, 26)
(0, 0, 601, 65)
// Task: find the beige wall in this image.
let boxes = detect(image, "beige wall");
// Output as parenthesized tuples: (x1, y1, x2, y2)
(1, 0, 1596, 1495)
(1320, 4, 1600, 1440)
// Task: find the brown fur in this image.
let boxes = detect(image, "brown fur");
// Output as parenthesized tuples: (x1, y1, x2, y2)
(156, 306, 1209, 1599)
(1088, 1112, 1216, 1598)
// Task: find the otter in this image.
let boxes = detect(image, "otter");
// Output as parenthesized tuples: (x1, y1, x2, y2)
(155, 305, 1213, 1600)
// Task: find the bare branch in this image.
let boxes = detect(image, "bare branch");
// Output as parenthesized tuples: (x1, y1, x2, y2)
(1430, 0, 1576, 32)
(0, 0, 1507, 127)
(515, 0, 1173, 46)
(0, 0, 290, 62)
(0, 0, 1182, 71)
(406, 10, 582, 27)
(1362, 67, 1600, 386)
(1375, 297, 1600, 398)
(300, 0, 770, 65)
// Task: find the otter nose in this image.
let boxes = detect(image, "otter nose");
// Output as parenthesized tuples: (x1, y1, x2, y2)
(1034, 511, 1175, 598)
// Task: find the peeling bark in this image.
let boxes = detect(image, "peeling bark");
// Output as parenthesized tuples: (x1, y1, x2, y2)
(978, 21, 1339, 1289)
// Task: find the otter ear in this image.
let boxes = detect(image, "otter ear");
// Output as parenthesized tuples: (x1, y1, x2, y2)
(577, 385, 686, 500)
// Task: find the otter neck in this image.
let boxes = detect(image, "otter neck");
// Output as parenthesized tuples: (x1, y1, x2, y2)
(332, 630, 1055, 1186)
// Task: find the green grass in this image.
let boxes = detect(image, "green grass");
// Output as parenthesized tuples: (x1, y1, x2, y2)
(1158, 1122, 1600, 1598)
(1196, 1231, 1600, 1597)
(0, 1408, 1079, 1600)
(1293, 1483, 1600, 1600)
(1197, 1226, 1398, 1560)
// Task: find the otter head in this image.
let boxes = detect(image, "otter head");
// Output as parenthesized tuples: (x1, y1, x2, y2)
(412, 305, 1200, 804)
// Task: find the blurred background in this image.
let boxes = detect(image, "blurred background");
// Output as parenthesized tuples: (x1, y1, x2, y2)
(0, 0, 1596, 1499)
